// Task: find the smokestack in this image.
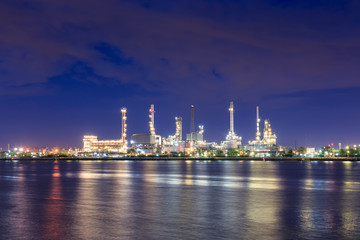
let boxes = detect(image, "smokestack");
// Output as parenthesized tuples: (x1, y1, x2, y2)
(149, 104, 156, 135)
(255, 106, 261, 142)
(191, 105, 194, 133)
(121, 107, 127, 149)
(229, 101, 234, 133)
(175, 117, 182, 141)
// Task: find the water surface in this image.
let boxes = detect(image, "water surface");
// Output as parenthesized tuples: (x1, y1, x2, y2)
(0, 160, 360, 239)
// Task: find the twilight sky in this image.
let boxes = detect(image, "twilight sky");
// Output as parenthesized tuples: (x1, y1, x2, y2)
(1, 0, 360, 149)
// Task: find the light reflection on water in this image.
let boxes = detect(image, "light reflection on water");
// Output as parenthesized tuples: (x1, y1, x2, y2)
(0, 160, 360, 240)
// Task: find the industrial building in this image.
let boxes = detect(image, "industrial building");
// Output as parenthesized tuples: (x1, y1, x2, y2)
(221, 101, 242, 149)
(185, 105, 207, 152)
(244, 106, 279, 157)
(162, 117, 186, 153)
(83, 135, 126, 152)
(131, 104, 162, 154)
(82, 107, 128, 153)
(131, 134, 159, 154)
(82, 102, 280, 156)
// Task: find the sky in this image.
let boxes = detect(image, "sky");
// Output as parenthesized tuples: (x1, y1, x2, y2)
(1, 0, 360, 149)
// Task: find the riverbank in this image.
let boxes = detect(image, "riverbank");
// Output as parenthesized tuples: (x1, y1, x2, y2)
(1, 156, 360, 161)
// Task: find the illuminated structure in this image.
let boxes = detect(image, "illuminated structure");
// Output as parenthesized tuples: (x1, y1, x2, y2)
(246, 106, 278, 156)
(148, 104, 161, 145)
(82, 107, 128, 153)
(83, 136, 126, 153)
(229, 101, 234, 135)
(131, 104, 161, 153)
(121, 107, 128, 151)
(186, 105, 206, 152)
(249, 106, 271, 144)
(162, 117, 185, 153)
(82, 102, 281, 156)
(131, 134, 157, 154)
(263, 119, 276, 145)
(83, 135, 98, 152)
(175, 117, 183, 141)
(198, 125, 204, 135)
(186, 105, 204, 143)
(191, 105, 195, 133)
(255, 106, 261, 142)
(222, 101, 242, 149)
(149, 104, 156, 135)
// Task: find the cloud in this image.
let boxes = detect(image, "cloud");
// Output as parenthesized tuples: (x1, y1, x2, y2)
(94, 42, 133, 65)
(0, 0, 360, 101)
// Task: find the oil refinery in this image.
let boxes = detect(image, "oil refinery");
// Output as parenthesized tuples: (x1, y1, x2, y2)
(82, 102, 280, 157)
(83, 107, 128, 153)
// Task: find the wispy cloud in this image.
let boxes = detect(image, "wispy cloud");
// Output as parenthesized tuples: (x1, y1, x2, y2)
(0, 0, 359, 101)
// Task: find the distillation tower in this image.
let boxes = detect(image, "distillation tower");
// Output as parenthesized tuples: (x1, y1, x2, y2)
(175, 117, 183, 141)
(263, 119, 277, 145)
(162, 116, 185, 152)
(255, 106, 261, 142)
(250, 106, 263, 145)
(149, 104, 156, 135)
(223, 101, 242, 148)
(121, 107, 128, 151)
(248, 106, 277, 149)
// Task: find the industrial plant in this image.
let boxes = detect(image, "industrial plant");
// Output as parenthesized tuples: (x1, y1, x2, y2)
(83, 107, 128, 153)
(82, 102, 280, 157)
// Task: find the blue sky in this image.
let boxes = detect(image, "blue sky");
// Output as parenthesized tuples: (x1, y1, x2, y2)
(0, 0, 360, 148)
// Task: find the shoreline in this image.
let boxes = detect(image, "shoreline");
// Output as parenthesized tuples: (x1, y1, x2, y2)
(1, 157, 360, 161)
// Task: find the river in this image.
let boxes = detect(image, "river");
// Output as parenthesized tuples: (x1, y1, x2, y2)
(0, 160, 360, 239)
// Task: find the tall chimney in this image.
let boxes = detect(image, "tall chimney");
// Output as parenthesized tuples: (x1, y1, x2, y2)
(229, 101, 234, 133)
(255, 106, 261, 142)
(191, 105, 195, 133)
(121, 107, 127, 148)
(149, 104, 156, 135)
(175, 117, 182, 141)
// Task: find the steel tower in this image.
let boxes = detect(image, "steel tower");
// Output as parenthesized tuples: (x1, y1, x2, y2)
(149, 104, 156, 135)
(175, 117, 182, 141)
(121, 107, 128, 150)
(229, 101, 234, 134)
(255, 106, 261, 142)
(191, 105, 195, 133)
